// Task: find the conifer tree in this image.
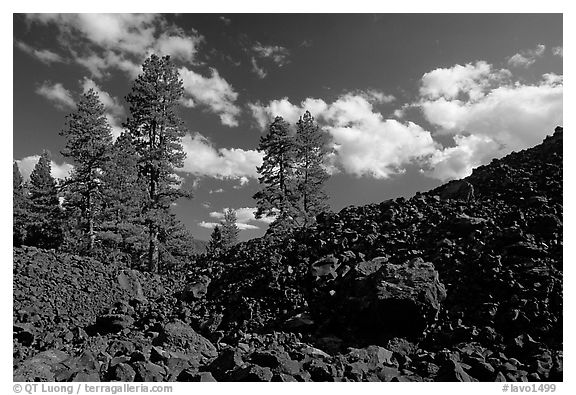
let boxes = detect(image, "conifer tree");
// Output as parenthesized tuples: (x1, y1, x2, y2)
(100, 132, 147, 259)
(207, 225, 223, 255)
(27, 151, 63, 249)
(293, 111, 330, 225)
(253, 116, 297, 225)
(13, 162, 29, 246)
(124, 54, 192, 272)
(60, 89, 113, 252)
(221, 208, 240, 247)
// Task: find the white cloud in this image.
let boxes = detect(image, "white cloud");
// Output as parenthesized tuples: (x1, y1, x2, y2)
(552, 46, 563, 57)
(181, 133, 263, 180)
(250, 93, 437, 178)
(419, 61, 510, 101)
(74, 49, 142, 80)
(419, 73, 562, 150)
(251, 62, 562, 182)
(232, 176, 250, 189)
(507, 44, 546, 68)
(26, 14, 203, 80)
(179, 67, 241, 127)
(360, 89, 396, 104)
(252, 42, 290, 66)
(36, 82, 75, 110)
(417, 62, 563, 180)
(251, 57, 267, 79)
(426, 134, 502, 181)
(15, 41, 65, 64)
(16, 155, 73, 181)
(27, 14, 157, 56)
(248, 41, 290, 78)
(209, 188, 224, 194)
(202, 207, 275, 230)
(155, 31, 203, 63)
(198, 221, 221, 229)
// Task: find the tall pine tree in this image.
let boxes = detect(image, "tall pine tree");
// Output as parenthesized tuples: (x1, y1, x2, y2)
(293, 111, 330, 226)
(27, 151, 63, 249)
(221, 208, 239, 248)
(60, 89, 113, 252)
(13, 162, 29, 246)
(253, 116, 297, 225)
(207, 225, 223, 255)
(100, 132, 148, 260)
(124, 54, 191, 272)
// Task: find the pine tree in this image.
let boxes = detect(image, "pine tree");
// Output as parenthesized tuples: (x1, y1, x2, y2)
(157, 212, 198, 273)
(124, 54, 192, 272)
(60, 89, 113, 252)
(253, 116, 297, 225)
(221, 208, 239, 248)
(27, 151, 63, 249)
(99, 132, 148, 260)
(13, 162, 29, 246)
(207, 225, 223, 255)
(293, 111, 330, 226)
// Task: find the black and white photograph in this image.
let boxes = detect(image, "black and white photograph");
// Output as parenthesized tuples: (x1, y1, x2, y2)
(8, 6, 565, 389)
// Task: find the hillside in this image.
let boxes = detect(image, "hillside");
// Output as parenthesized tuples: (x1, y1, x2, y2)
(13, 127, 563, 382)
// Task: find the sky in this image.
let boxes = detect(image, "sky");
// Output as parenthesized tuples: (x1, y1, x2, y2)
(12, 13, 563, 241)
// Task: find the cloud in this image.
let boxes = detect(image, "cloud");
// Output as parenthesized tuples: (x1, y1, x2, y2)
(36, 82, 75, 110)
(248, 41, 290, 78)
(252, 42, 290, 66)
(416, 61, 563, 180)
(209, 188, 224, 194)
(552, 46, 563, 57)
(25, 14, 203, 79)
(426, 134, 502, 181)
(155, 30, 203, 63)
(219, 16, 231, 25)
(27, 14, 156, 56)
(198, 221, 222, 229)
(179, 67, 241, 127)
(75, 51, 142, 80)
(15, 41, 65, 64)
(181, 133, 263, 180)
(419, 61, 510, 101)
(16, 155, 73, 181)
(507, 44, 546, 68)
(250, 92, 437, 178)
(24, 13, 241, 128)
(233, 176, 250, 189)
(201, 207, 275, 230)
(251, 57, 267, 79)
(419, 72, 562, 149)
(251, 61, 562, 182)
(359, 89, 396, 104)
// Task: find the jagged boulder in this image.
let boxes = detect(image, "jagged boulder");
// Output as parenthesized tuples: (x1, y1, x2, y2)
(13, 350, 70, 381)
(336, 257, 446, 341)
(436, 180, 475, 201)
(153, 320, 218, 365)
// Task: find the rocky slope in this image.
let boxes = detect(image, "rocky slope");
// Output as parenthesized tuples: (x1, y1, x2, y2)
(13, 127, 563, 382)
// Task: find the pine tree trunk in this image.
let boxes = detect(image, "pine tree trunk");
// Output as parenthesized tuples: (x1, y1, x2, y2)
(88, 217, 95, 252)
(87, 190, 95, 252)
(148, 225, 159, 273)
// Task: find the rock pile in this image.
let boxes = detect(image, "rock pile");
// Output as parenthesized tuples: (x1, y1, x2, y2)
(13, 127, 563, 381)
